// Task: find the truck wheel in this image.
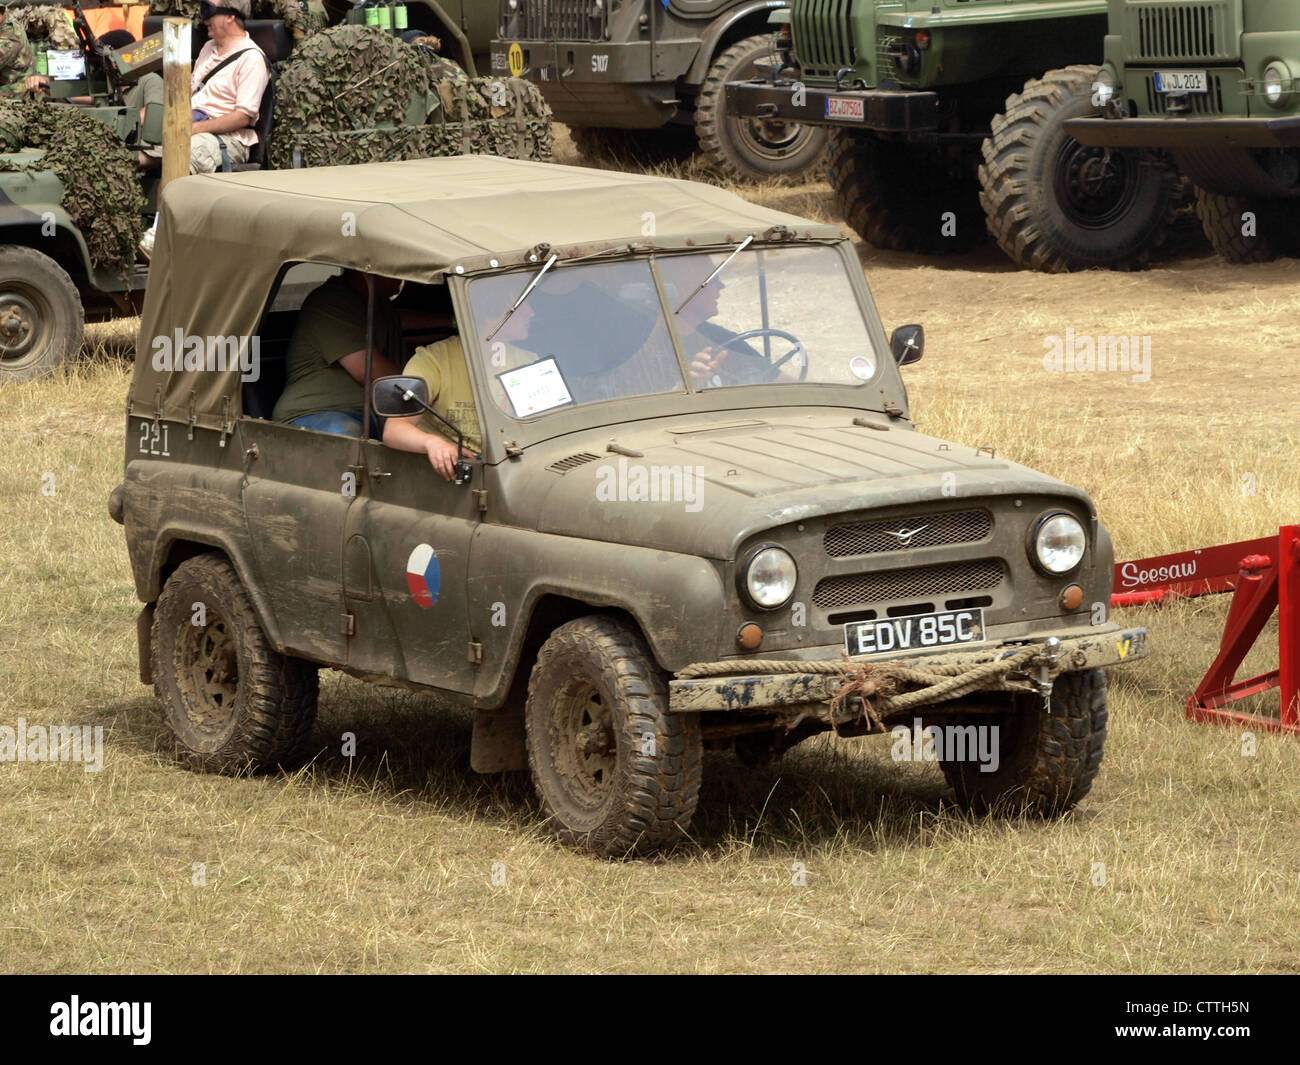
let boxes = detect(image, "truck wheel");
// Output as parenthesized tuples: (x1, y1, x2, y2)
(1194, 189, 1300, 263)
(524, 615, 702, 857)
(151, 554, 319, 775)
(695, 34, 829, 183)
(828, 130, 985, 253)
(980, 66, 1177, 271)
(938, 668, 1108, 816)
(568, 125, 697, 167)
(0, 245, 84, 381)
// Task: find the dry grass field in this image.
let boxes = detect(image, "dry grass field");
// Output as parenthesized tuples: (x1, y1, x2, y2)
(1, 135, 1297, 973)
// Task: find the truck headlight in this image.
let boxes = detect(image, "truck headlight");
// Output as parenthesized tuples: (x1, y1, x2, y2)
(740, 545, 797, 610)
(1262, 63, 1291, 108)
(1030, 513, 1086, 575)
(1092, 66, 1117, 107)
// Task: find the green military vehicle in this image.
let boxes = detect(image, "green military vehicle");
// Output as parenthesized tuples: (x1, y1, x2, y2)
(724, 0, 1182, 271)
(111, 154, 1148, 856)
(0, 1, 546, 382)
(490, 0, 830, 182)
(1064, 0, 1300, 262)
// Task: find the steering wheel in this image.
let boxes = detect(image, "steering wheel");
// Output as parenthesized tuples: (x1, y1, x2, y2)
(709, 327, 808, 383)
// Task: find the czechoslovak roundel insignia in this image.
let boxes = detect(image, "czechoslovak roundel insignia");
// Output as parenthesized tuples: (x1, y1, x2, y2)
(406, 544, 441, 608)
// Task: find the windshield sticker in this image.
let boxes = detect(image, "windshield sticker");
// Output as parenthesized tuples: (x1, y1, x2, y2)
(497, 357, 574, 417)
(849, 355, 876, 381)
(406, 544, 441, 608)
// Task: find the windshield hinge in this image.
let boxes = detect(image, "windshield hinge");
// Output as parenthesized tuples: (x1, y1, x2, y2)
(884, 401, 905, 419)
(472, 488, 488, 512)
(467, 640, 483, 665)
(504, 441, 524, 458)
(341, 613, 355, 636)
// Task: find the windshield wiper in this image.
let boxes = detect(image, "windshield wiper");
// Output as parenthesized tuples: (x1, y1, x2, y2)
(674, 235, 753, 316)
(486, 251, 559, 341)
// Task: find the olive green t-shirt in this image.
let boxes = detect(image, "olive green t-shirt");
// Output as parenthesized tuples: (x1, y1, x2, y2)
(403, 337, 482, 454)
(272, 275, 401, 424)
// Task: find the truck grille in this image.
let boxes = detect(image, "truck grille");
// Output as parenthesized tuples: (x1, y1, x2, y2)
(508, 0, 606, 42)
(812, 559, 1004, 609)
(824, 509, 991, 558)
(1144, 72, 1225, 112)
(1123, 1, 1238, 62)
(792, 0, 856, 79)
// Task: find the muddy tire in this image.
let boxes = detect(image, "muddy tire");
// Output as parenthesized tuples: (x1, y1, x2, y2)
(0, 245, 84, 381)
(151, 554, 319, 774)
(694, 34, 829, 183)
(828, 129, 985, 253)
(524, 615, 702, 857)
(568, 124, 697, 168)
(980, 66, 1178, 271)
(939, 668, 1108, 816)
(1194, 189, 1300, 263)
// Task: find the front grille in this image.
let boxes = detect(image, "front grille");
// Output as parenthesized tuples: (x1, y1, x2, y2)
(511, 0, 605, 41)
(1123, 1, 1237, 62)
(792, 0, 856, 78)
(812, 559, 1004, 609)
(825, 509, 991, 558)
(1144, 73, 1225, 112)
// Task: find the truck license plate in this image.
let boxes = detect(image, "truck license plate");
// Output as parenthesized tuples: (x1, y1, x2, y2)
(825, 96, 865, 121)
(1153, 70, 1207, 93)
(844, 608, 985, 656)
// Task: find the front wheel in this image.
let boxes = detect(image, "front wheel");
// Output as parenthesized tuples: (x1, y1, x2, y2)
(980, 66, 1178, 271)
(0, 245, 84, 381)
(524, 615, 703, 857)
(938, 668, 1108, 816)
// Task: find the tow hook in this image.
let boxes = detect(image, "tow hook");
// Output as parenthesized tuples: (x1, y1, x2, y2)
(1032, 637, 1062, 709)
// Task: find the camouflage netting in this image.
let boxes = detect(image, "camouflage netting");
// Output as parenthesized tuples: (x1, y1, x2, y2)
(147, 0, 325, 38)
(0, 99, 144, 278)
(9, 5, 79, 48)
(267, 24, 552, 170)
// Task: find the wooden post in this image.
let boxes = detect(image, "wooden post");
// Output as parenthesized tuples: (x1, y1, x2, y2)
(161, 17, 191, 190)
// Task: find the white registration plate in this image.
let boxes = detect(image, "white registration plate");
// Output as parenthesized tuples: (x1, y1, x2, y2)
(825, 96, 865, 121)
(1153, 70, 1207, 93)
(844, 608, 985, 656)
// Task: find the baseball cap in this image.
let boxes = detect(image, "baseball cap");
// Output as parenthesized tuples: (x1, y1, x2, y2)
(200, 0, 250, 19)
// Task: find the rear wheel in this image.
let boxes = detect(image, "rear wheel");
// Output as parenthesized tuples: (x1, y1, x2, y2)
(980, 66, 1178, 271)
(1194, 189, 1300, 262)
(939, 668, 1108, 816)
(694, 34, 829, 183)
(524, 615, 702, 857)
(151, 554, 319, 774)
(0, 245, 83, 381)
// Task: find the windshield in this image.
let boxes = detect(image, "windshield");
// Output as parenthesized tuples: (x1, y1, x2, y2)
(466, 244, 881, 419)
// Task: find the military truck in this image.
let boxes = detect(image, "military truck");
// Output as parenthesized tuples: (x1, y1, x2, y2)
(724, 0, 1182, 271)
(111, 154, 1148, 856)
(490, 0, 829, 182)
(0, 2, 547, 382)
(1064, 0, 1300, 262)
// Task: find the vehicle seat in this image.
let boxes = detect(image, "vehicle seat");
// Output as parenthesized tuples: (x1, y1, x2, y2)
(228, 70, 275, 171)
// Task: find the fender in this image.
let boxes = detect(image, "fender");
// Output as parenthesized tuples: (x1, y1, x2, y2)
(0, 203, 95, 280)
(682, 0, 789, 88)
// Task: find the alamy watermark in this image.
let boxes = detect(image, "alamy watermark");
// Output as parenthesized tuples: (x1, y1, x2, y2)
(891, 718, 1000, 773)
(1043, 328, 1151, 383)
(50, 997, 150, 1045)
(150, 329, 261, 382)
(0, 718, 103, 772)
(594, 457, 706, 513)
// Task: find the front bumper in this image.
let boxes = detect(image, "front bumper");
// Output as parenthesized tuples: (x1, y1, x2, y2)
(725, 80, 938, 133)
(1065, 114, 1300, 149)
(668, 625, 1148, 714)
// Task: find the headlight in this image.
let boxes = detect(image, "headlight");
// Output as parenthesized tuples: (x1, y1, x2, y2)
(1092, 67, 1116, 107)
(1031, 513, 1087, 575)
(740, 545, 797, 610)
(1262, 63, 1291, 107)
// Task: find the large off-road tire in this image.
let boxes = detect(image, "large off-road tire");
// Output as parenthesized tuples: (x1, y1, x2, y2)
(524, 615, 703, 857)
(568, 124, 698, 168)
(151, 554, 319, 775)
(980, 66, 1178, 271)
(1194, 189, 1300, 263)
(939, 668, 1108, 816)
(0, 245, 84, 382)
(694, 34, 829, 183)
(828, 129, 985, 253)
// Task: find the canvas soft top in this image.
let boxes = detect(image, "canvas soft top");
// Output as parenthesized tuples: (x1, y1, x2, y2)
(131, 155, 842, 430)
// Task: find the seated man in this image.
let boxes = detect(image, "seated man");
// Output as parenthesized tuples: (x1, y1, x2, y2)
(132, 0, 270, 174)
(272, 270, 404, 437)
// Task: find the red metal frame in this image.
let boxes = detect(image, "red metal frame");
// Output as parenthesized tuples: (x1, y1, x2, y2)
(1112, 526, 1299, 735)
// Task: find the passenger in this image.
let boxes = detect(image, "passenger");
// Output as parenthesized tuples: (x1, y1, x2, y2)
(272, 270, 405, 437)
(26, 30, 136, 99)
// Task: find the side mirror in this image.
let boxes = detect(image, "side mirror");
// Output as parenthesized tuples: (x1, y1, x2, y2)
(141, 101, 163, 146)
(371, 375, 430, 417)
(890, 324, 924, 366)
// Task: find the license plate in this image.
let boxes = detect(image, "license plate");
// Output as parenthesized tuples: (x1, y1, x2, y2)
(844, 608, 985, 656)
(1153, 70, 1207, 93)
(825, 96, 865, 121)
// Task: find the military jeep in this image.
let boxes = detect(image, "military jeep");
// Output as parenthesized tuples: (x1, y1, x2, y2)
(114, 155, 1147, 857)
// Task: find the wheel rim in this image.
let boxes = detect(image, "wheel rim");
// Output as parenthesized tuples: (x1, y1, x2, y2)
(550, 675, 618, 811)
(1053, 140, 1141, 229)
(0, 283, 53, 366)
(177, 614, 241, 741)
(732, 114, 819, 163)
